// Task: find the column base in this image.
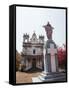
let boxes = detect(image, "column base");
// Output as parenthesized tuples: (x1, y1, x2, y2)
(32, 71, 66, 83)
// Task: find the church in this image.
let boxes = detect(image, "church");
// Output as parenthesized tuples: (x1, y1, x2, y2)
(20, 32, 44, 71)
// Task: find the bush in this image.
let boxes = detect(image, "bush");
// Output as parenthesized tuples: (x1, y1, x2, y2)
(57, 44, 66, 69)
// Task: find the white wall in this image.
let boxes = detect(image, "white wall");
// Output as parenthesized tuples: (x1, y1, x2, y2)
(0, 0, 69, 90)
(24, 47, 43, 55)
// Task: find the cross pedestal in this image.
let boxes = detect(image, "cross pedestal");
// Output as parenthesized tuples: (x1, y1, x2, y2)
(32, 22, 66, 82)
(32, 42, 66, 82)
(47, 43, 57, 72)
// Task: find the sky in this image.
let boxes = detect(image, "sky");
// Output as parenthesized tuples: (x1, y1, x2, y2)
(16, 6, 66, 53)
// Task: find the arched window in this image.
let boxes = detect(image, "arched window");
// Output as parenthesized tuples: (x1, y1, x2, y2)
(33, 49, 36, 54)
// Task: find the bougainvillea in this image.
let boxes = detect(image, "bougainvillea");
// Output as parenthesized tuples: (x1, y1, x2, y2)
(57, 44, 66, 69)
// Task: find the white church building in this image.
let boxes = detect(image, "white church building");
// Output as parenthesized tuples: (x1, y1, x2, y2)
(20, 32, 44, 71)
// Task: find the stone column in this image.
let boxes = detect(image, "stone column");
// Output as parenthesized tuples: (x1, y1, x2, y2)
(43, 46, 48, 73)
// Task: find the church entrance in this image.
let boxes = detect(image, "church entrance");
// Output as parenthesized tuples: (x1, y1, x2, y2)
(32, 58, 36, 70)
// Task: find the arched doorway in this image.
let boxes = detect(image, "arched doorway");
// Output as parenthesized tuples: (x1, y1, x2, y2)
(32, 58, 36, 69)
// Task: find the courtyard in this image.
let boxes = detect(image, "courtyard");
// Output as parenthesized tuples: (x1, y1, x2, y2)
(16, 71, 41, 83)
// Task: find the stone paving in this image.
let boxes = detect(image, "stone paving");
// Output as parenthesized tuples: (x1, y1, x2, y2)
(16, 71, 41, 83)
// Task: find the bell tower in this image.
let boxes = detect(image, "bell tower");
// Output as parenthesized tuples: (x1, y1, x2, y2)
(39, 35, 44, 43)
(23, 33, 29, 42)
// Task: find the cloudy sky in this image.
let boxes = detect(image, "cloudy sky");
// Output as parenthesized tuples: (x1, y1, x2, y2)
(16, 6, 66, 53)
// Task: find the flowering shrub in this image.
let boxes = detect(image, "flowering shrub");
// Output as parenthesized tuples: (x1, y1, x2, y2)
(57, 44, 66, 69)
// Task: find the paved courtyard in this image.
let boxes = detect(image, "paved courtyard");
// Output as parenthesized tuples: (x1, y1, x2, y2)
(16, 71, 41, 83)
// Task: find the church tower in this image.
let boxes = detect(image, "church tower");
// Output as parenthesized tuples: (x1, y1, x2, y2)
(23, 33, 29, 42)
(39, 35, 44, 43)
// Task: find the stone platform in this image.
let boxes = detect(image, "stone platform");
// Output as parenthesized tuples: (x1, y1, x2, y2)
(32, 71, 66, 83)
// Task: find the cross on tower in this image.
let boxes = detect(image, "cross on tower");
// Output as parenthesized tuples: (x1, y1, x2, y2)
(47, 44, 57, 72)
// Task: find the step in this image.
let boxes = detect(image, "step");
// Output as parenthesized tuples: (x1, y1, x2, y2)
(39, 75, 66, 82)
(40, 73, 47, 77)
(40, 72, 66, 79)
(43, 76, 66, 82)
(32, 77, 42, 82)
(42, 71, 65, 75)
(38, 72, 66, 82)
(38, 75, 45, 81)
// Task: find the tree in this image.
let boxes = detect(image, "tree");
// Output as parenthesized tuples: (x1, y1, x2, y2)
(57, 44, 66, 69)
(16, 50, 22, 71)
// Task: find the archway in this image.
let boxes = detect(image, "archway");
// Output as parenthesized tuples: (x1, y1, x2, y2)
(32, 58, 36, 69)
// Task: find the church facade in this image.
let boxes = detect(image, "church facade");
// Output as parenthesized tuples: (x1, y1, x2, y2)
(20, 32, 44, 71)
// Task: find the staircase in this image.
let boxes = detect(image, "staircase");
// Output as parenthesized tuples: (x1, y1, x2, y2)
(38, 72, 66, 82)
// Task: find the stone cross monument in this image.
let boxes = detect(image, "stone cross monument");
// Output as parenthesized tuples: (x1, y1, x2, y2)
(43, 22, 58, 73)
(32, 22, 66, 82)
